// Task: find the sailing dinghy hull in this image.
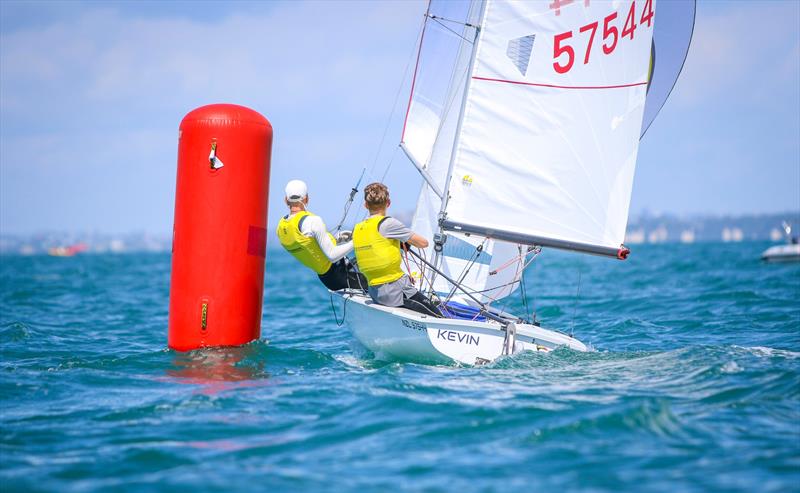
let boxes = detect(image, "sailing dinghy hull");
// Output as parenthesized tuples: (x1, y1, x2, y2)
(334, 292, 587, 365)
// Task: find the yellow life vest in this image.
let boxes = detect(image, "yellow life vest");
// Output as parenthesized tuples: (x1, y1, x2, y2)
(353, 215, 404, 286)
(276, 211, 336, 275)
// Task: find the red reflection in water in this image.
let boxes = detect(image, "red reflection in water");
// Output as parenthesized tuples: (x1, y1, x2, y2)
(164, 345, 272, 395)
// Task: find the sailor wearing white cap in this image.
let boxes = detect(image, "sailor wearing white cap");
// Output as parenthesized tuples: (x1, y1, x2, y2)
(276, 180, 366, 291)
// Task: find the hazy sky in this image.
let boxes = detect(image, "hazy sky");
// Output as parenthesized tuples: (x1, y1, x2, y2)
(1, 0, 798, 235)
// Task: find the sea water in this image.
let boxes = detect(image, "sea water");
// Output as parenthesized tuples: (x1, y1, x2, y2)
(1, 242, 798, 492)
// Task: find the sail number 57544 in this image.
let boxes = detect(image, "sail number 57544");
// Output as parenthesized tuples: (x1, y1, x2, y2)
(552, 0, 654, 75)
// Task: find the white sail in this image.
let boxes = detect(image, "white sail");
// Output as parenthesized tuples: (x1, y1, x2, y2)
(441, 0, 657, 258)
(402, 102, 440, 167)
(402, 1, 525, 304)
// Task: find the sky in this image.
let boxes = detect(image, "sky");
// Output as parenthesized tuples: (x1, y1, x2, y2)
(0, 0, 798, 235)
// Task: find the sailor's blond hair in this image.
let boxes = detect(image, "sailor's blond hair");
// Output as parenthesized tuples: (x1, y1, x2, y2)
(364, 182, 390, 210)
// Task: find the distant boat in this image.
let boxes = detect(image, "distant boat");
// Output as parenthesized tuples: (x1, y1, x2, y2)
(48, 243, 88, 257)
(762, 222, 800, 263)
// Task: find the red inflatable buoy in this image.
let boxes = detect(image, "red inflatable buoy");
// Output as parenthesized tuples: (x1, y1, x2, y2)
(168, 104, 272, 351)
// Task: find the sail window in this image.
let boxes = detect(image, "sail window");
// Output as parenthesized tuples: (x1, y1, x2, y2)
(506, 35, 536, 76)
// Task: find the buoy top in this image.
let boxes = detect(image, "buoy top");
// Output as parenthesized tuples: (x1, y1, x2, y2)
(181, 103, 271, 128)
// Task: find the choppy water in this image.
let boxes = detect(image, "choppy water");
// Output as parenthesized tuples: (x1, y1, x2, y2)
(1, 242, 798, 492)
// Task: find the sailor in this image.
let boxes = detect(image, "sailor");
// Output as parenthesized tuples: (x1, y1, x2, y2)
(353, 182, 442, 317)
(276, 179, 366, 291)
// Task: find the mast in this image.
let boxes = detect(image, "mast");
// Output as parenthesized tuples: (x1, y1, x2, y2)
(433, 0, 488, 271)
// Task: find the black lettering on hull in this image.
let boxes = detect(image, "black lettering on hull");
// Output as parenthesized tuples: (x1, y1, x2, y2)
(434, 329, 480, 346)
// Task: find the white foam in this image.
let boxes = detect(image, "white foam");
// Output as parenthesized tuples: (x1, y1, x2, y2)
(740, 346, 800, 359)
(721, 361, 742, 373)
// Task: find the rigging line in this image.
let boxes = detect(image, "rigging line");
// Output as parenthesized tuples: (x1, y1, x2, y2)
(330, 293, 347, 327)
(444, 239, 485, 304)
(427, 14, 478, 29)
(528, 249, 539, 323)
(352, 145, 402, 227)
(520, 247, 531, 320)
(400, 1, 432, 144)
(422, 249, 437, 295)
(409, 251, 438, 307)
(351, 153, 400, 233)
(334, 167, 367, 233)
(570, 268, 582, 338)
(430, 17, 473, 44)
(490, 250, 527, 275)
(472, 263, 525, 299)
(408, 248, 427, 280)
(414, 247, 437, 297)
(404, 247, 510, 326)
(408, 246, 437, 298)
(471, 249, 541, 304)
(369, 7, 428, 180)
(379, 145, 401, 183)
(460, 277, 520, 296)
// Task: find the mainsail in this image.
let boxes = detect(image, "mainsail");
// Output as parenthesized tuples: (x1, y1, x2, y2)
(442, 0, 657, 258)
(400, 0, 693, 304)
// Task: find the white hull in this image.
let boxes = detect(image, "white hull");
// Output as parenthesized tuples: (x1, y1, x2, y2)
(334, 292, 587, 365)
(761, 244, 800, 263)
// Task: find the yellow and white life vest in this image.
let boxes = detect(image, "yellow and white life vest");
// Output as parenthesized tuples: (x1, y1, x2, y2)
(353, 215, 404, 286)
(276, 211, 335, 275)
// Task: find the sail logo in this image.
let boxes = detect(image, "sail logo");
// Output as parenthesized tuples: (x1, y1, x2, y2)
(506, 34, 536, 76)
(462, 175, 473, 187)
(437, 330, 480, 346)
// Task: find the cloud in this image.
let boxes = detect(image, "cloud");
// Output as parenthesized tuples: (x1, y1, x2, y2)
(2, 2, 423, 121)
(675, 0, 799, 107)
(0, 1, 426, 233)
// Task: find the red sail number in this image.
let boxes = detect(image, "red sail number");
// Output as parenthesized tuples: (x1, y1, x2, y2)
(579, 21, 599, 64)
(640, 0, 654, 27)
(602, 12, 618, 55)
(622, 1, 637, 40)
(553, 31, 575, 74)
(551, 0, 652, 74)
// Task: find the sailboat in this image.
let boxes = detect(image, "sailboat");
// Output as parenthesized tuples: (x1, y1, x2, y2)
(334, 0, 695, 365)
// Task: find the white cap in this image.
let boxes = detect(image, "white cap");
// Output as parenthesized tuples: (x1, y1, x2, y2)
(284, 179, 308, 203)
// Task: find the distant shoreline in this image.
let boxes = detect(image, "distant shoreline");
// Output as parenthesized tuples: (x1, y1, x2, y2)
(1, 211, 797, 255)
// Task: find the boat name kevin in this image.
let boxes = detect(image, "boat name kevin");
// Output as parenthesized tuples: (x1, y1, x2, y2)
(437, 330, 480, 346)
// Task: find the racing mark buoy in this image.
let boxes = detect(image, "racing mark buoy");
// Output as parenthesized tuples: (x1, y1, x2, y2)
(168, 104, 273, 351)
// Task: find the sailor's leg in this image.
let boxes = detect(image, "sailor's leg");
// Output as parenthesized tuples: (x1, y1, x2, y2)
(343, 257, 368, 292)
(318, 259, 349, 291)
(402, 292, 443, 317)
